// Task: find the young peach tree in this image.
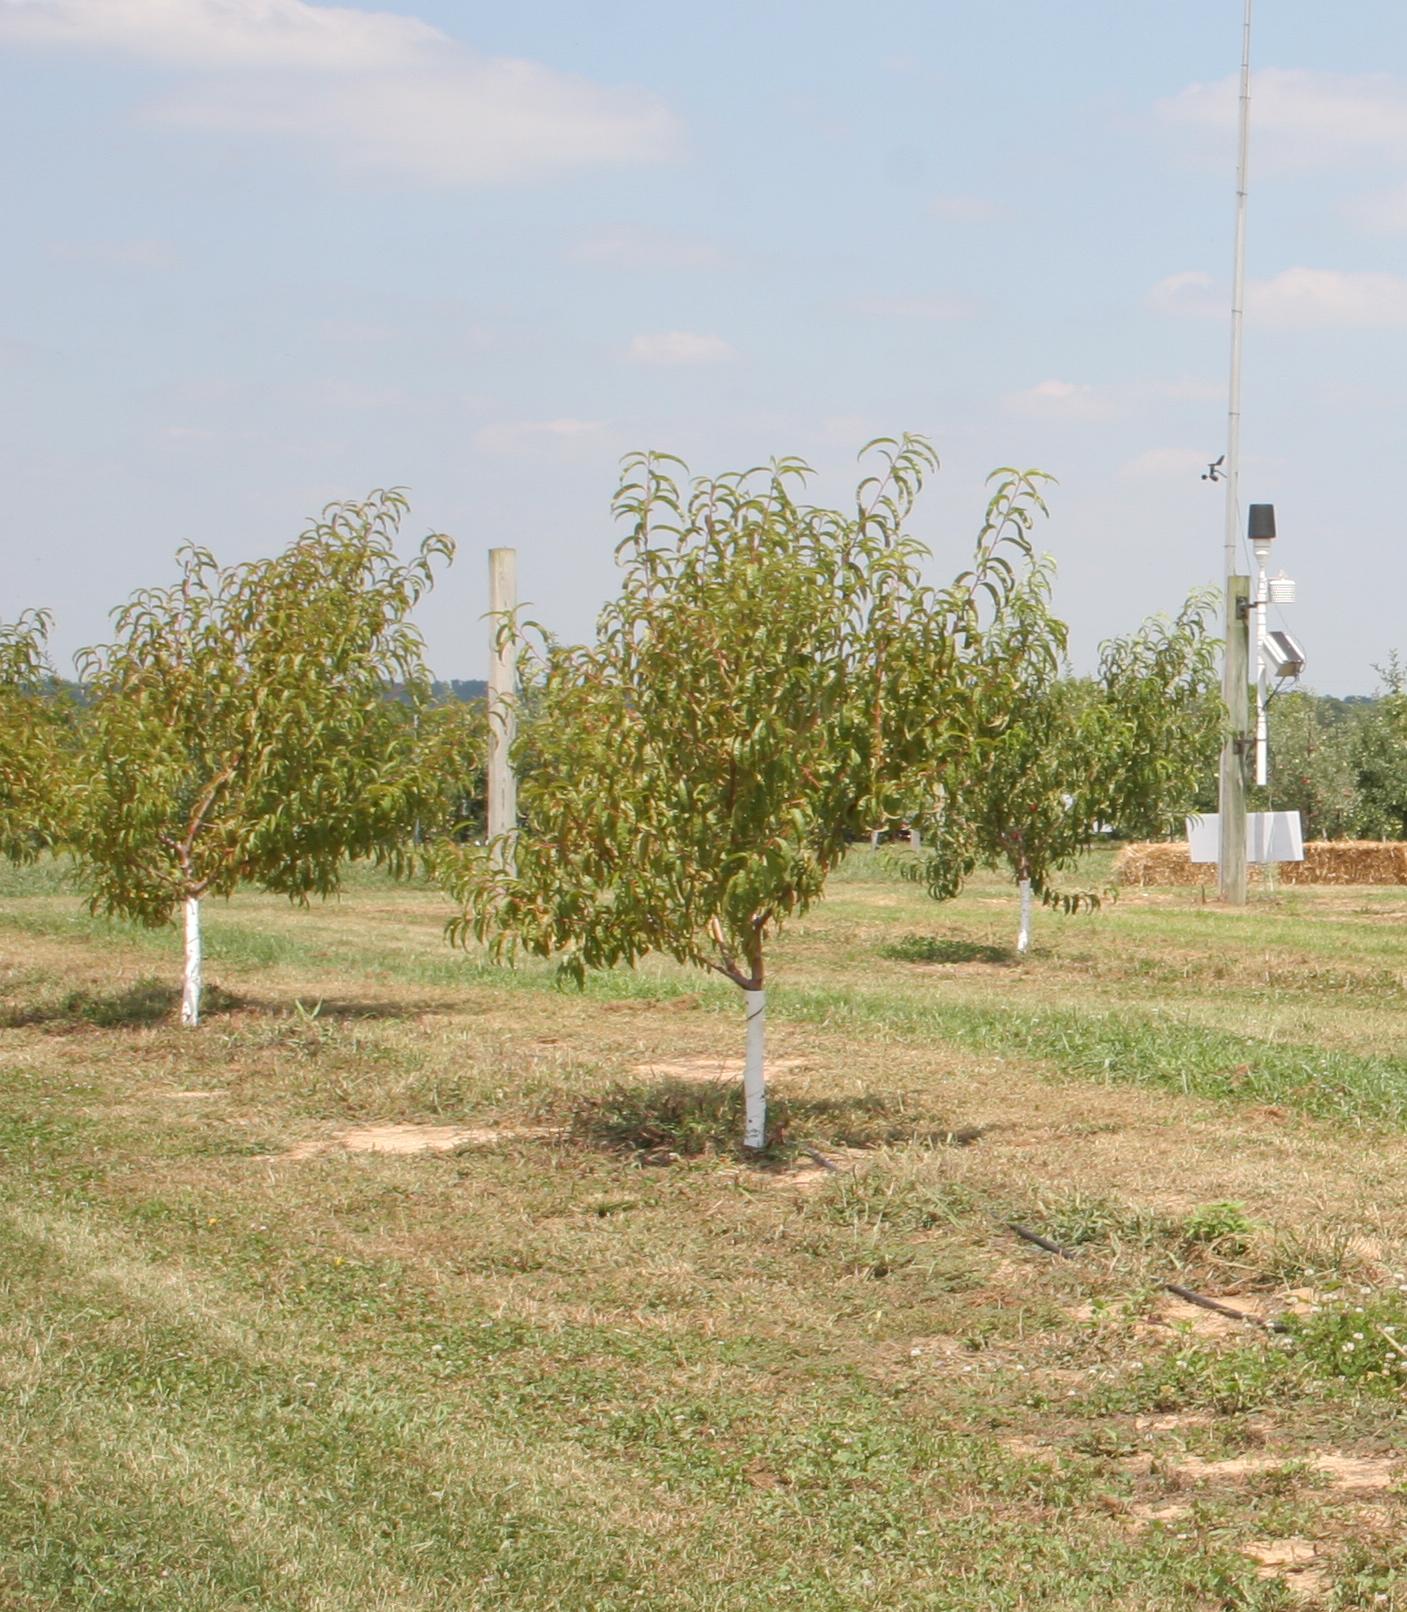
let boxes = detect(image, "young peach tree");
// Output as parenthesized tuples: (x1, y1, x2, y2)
(73, 492, 453, 1025)
(0, 610, 73, 863)
(443, 439, 1059, 1148)
(912, 590, 1221, 953)
(412, 695, 489, 844)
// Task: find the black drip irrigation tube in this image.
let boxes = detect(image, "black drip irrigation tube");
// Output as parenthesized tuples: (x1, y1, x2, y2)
(794, 1144, 1289, 1334)
(1005, 1220, 1291, 1334)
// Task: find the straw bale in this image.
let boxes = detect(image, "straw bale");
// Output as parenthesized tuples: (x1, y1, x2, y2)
(1280, 841, 1407, 885)
(1116, 840, 1407, 888)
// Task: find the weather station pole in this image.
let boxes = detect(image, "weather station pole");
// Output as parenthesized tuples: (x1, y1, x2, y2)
(1249, 504, 1276, 786)
(1218, 0, 1254, 904)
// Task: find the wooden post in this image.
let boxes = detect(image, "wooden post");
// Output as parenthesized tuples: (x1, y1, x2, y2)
(1218, 574, 1250, 904)
(487, 548, 518, 870)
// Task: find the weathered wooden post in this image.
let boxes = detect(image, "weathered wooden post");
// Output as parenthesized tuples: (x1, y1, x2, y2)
(487, 548, 518, 872)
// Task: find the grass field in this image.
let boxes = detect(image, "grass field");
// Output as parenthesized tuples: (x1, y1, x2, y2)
(5, 850, 1407, 1609)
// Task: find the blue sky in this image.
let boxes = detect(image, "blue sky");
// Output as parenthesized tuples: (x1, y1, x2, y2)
(4, 0, 1407, 694)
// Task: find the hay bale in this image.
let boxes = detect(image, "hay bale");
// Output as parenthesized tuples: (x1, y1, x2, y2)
(1115, 842, 1215, 887)
(1279, 841, 1407, 885)
(1116, 839, 1407, 887)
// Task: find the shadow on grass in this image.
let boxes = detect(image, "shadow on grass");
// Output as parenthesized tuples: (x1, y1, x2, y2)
(879, 935, 1015, 966)
(3, 978, 242, 1030)
(278, 996, 455, 1023)
(570, 1078, 985, 1162)
(158, 991, 463, 1026)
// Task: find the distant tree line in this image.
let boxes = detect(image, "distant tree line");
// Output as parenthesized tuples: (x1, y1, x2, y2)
(1241, 661, 1407, 840)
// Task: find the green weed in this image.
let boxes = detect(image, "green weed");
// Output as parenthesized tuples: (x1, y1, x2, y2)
(1179, 1201, 1257, 1256)
(1282, 1289, 1407, 1393)
(880, 935, 1014, 965)
(1028, 1188, 1168, 1253)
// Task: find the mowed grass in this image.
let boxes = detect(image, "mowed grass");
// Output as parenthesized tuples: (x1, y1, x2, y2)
(5, 854, 1407, 1608)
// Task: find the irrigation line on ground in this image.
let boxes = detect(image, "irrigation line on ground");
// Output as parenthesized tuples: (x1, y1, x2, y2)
(1005, 1220, 1290, 1333)
(789, 1148, 1288, 1333)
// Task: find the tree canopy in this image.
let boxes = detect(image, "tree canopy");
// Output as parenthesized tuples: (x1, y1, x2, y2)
(73, 489, 453, 928)
(907, 588, 1221, 947)
(0, 610, 72, 864)
(449, 442, 1055, 983)
(441, 438, 1061, 1144)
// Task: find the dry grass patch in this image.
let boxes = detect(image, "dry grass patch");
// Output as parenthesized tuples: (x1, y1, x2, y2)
(9, 857, 1407, 1606)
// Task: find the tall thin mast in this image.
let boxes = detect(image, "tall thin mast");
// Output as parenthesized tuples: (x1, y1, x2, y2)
(1217, 0, 1254, 903)
(1224, 0, 1252, 583)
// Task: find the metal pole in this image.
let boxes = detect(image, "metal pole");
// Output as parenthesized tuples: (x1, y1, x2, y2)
(1218, 0, 1254, 901)
(1222, 576, 1251, 903)
(487, 547, 518, 870)
(1254, 547, 1269, 787)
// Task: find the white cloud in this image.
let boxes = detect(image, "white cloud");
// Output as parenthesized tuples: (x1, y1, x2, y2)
(626, 331, 735, 366)
(570, 230, 723, 270)
(48, 237, 176, 269)
(1002, 379, 1112, 422)
(473, 418, 606, 456)
(1147, 270, 1217, 317)
(928, 194, 1000, 222)
(1161, 68, 1407, 233)
(1149, 265, 1407, 328)
(314, 319, 396, 345)
(1253, 267, 1407, 329)
(856, 293, 974, 320)
(0, 0, 441, 69)
(311, 381, 407, 410)
(1118, 447, 1211, 480)
(159, 423, 220, 444)
(1158, 68, 1407, 172)
(0, 0, 679, 185)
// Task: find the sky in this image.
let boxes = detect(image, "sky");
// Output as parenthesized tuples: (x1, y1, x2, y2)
(3, 0, 1407, 694)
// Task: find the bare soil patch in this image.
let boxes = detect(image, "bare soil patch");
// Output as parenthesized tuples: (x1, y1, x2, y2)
(1173, 1451, 1399, 1490)
(276, 1122, 559, 1160)
(1151, 1294, 1277, 1336)
(1239, 1537, 1327, 1595)
(1128, 1500, 1192, 1524)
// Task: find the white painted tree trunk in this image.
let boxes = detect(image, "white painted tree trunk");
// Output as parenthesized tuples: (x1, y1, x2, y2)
(182, 896, 202, 1027)
(1016, 878, 1033, 957)
(743, 989, 767, 1150)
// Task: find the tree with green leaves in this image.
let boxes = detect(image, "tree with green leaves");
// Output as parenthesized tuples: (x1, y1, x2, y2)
(0, 610, 73, 863)
(1095, 591, 1222, 839)
(411, 696, 489, 845)
(910, 590, 1221, 954)
(441, 439, 1060, 1148)
(1346, 656, 1407, 840)
(73, 491, 453, 1025)
(1252, 691, 1361, 839)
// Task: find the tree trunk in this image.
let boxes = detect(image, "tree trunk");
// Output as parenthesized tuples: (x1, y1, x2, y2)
(1016, 877, 1033, 957)
(182, 895, 202, 1027)
(742, 988, 767, 1149)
